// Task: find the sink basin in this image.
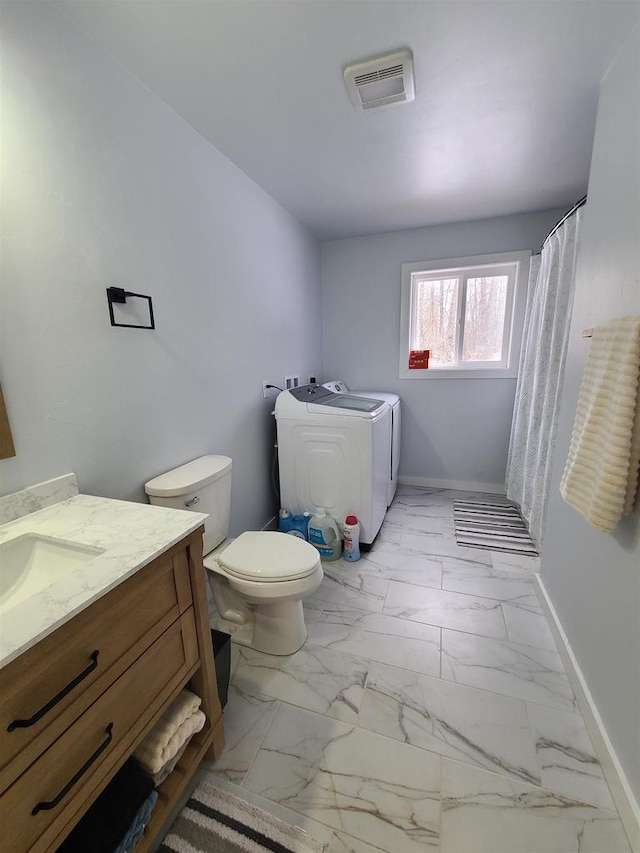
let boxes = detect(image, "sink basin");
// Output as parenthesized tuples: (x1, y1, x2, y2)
(0, 533, 104, 610)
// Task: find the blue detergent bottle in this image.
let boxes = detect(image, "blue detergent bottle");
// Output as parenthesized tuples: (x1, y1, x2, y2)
(288, 513, 310, 539)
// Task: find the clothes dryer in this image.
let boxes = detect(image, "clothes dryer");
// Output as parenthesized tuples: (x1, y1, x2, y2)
(275, 385, 391, 546)
(323, 380, 401, 506)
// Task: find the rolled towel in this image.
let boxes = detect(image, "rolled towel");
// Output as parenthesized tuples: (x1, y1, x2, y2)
(135, 709, 205, 774)
(151, 740, 189, 787)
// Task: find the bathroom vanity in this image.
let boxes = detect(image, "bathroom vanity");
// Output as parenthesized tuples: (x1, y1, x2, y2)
(0, 484, 224, 852)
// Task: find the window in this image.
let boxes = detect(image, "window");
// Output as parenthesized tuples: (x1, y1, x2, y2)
(399, 251, 531, 379)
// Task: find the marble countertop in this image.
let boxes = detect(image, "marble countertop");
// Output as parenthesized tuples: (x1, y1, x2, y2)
(0, 494, 207, 669)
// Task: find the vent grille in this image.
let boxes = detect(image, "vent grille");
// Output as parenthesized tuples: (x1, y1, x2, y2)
(353, 65, 404, 86)
(344, 49, 415, 112)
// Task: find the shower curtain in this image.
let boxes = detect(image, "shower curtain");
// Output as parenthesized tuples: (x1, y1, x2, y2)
(506, 208, 583, 546)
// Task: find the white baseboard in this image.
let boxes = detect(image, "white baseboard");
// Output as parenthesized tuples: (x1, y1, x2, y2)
(398, 475, 506, 495)
(534, 574, 640, 851)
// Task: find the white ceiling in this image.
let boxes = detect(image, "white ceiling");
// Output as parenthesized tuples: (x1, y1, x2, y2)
(57, 1, 640, 240)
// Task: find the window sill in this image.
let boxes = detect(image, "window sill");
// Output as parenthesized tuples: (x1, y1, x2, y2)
(399, 367, 518, 380)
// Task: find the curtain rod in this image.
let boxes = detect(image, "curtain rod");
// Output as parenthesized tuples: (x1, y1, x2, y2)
(541, 195, 587, 251)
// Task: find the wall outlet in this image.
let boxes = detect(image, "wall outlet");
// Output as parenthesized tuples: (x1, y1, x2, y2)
(262, 381, 270, 399)
(284, 375, 300, 390)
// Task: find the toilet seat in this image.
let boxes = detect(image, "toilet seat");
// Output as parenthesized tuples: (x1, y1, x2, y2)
(216, 531, 320, 582)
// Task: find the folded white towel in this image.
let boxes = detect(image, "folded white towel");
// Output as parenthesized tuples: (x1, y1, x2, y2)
(560, 315, 640, 532)
(151, 741, 189, 787)
(134, 689, 204, 774)
(136, 709, 205, 774)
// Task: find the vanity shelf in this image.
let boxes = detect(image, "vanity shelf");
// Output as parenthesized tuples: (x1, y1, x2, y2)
(0, 526, 224, 852)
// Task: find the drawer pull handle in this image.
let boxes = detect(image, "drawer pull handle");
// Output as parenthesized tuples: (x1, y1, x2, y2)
(31, 723, 114, 816)
(8, 650, 100, 732)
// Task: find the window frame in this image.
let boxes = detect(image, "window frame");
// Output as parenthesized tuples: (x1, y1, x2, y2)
(399, 250, 531, 380)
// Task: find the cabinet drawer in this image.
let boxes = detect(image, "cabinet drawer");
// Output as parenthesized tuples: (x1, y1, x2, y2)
(1, 609, 199, 853)
(0, 547, 193, 792)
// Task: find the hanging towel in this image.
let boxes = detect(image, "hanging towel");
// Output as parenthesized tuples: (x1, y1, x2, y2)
(560, 315, 640, 531)
(134, 688, 205, 774)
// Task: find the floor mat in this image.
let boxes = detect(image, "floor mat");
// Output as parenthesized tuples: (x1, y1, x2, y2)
(453, 500, 538, 555)
(159, 780, 322, 853)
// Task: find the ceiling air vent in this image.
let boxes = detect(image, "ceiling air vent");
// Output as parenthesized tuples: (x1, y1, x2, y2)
(344, 48, 415, 112)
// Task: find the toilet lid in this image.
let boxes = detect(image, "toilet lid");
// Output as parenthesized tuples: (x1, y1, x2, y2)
(217, 531, 320, 582)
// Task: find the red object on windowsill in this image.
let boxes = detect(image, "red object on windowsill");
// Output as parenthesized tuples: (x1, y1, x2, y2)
(409, 349, 429, 369)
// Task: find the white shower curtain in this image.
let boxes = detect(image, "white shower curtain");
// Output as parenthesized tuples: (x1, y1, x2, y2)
(506, 208, 583, 546)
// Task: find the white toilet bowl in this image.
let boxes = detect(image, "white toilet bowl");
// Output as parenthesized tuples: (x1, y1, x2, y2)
(204, 531, 323, 655)
(144, 456, 323, 657)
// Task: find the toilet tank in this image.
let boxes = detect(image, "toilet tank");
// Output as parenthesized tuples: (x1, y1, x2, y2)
(145, 456, 232, 555)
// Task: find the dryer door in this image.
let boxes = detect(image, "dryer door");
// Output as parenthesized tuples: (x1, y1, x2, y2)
(311, 394, 386, 414)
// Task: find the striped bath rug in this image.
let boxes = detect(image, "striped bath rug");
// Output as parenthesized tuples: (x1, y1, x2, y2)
(159, 781, 322, 853)
(453, 500, 538, 556)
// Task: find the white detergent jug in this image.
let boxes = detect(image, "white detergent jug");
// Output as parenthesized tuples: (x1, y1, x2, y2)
(308, 508, 342, 561)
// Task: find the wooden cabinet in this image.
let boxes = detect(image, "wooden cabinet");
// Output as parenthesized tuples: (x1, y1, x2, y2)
(0, 527, 224, 853)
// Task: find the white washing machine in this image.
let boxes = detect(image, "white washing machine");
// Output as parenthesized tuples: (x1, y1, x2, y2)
(324, 380, 401, 506)
(275, 385, 392, 546)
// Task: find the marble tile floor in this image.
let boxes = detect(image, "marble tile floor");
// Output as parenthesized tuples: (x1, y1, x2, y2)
(204, 486, 629, 852)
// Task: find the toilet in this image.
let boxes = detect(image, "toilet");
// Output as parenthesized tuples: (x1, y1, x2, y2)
(144, 455, 323, 655)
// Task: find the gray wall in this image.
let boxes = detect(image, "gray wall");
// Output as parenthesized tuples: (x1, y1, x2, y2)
(0, 2, 322, 533)
(542, 26, 640, 800)
(321, 209, 564, 489)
